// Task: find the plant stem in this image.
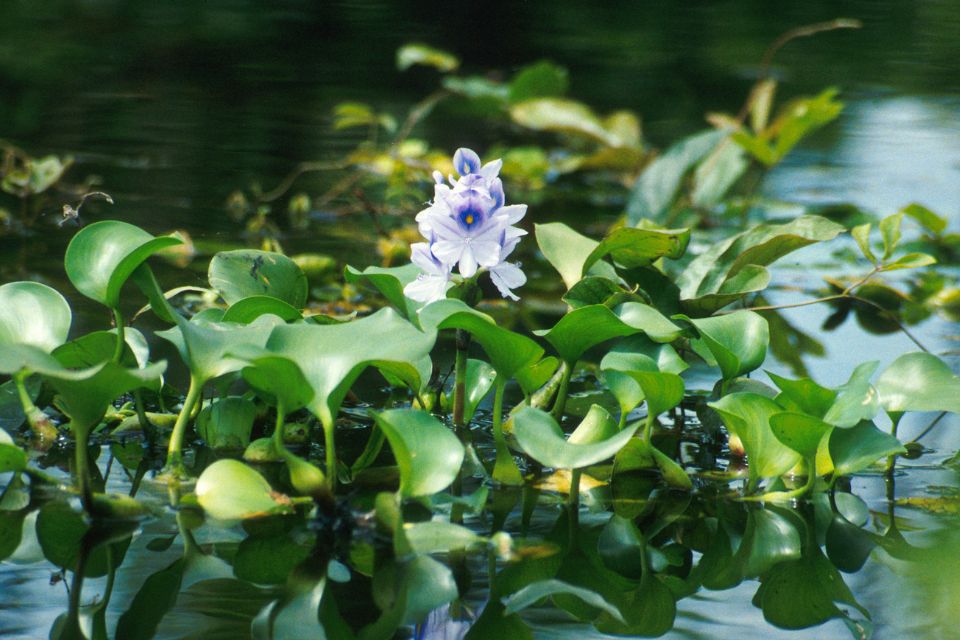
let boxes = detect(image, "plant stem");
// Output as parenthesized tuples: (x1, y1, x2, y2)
(165, 376, 203, 475)
(112, 307, 125, 363)
(643, 413, 656, 442)
(549, 360, 574, 421)
(567, 468, 581, 545)
(14, 371, 57, 441)
(132, 389, 154, 449)
(323, 417, 338, 492)
(74, 430, 94, 512)
(452, 329, 469, 431)
(272, 400, 287, 456)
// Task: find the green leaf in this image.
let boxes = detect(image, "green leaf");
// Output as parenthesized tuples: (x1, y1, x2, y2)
(396, 43, 459, 72)
(534, 222, 601, 290)
(822, 361, 880, 428)
(403, 521, 482, 555)
(510, 98, 617, 146)
(196, 397, 257, 450)
(626, 129, 726, 224)
(537, 303, 681, 364)
(238, 353, 315, 414)
(221, 296, 303, 323)
(157, 314, 283, 385)
(612, 438, 692, 489)
(65, 221, 182, 309)
(876, 352, 960, 414)
(881, 252, 936, 271)
(0, 442, 27, 472)
(41, 360, 165, 435)
(52, 329, 148, 369)
(630, 371, 685, 419)
(760, 546, 861, 630)
(582, 226, 691, 273)
(851, 223, 877, 264)
(344, 263, 421, 317)
(209, 250, 308, 308)
(735, 507, 802, 578)
(195, 460, 293, 521)
(900, 203, 947, 235)
(36, 500, 132, 577)
(594, 576, 676, 636)
(419, 299, 543, 379)
(562, 276, 624, 309)
(514, 356, 560, 396)
(769, 412, 833, 460)
(0, 282, 71, 352)
(709, 393, 800, 485)
(879, 212, 903, 261)
(464, 601, 531, 640)
(460, 359, 496, 423)
(683, 311, 768, 379)
(502, 579, 625, 622)
(508, 60, 569, 103)
(268, 309, 435, 427)
(597, 515, 645, 578)
(115, 559, 186, 640)
(371, 409, 464, 498)
(233, 535, 311, 585)
(691, 140, 749, 209)
(829, 421, 905, 477)
(768, 371, 837, 417)
(513, 407, 639, 469)
(678, 215, 844, 307)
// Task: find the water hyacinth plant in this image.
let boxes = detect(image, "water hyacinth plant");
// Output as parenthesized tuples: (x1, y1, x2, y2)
(405, 147, 527, 303)
(3, 35, 960, 637)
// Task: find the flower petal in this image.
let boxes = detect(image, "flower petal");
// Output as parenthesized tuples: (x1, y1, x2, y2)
(453, 148, 481, 176)
(495, 204, 527, 225)
(479, 158, 503, 180)
(404, 275, 451, 304)
(490, 262, 526, 301)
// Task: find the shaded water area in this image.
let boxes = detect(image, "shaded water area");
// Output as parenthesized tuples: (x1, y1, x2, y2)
(2, 2, 960, 639)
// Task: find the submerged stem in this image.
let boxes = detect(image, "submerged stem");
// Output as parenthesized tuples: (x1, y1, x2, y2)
(272, 400, 287, 456)
(14, 371, 58, 442)
(164, 376, 203, 475)
(323, 417, 337, 492)
(74, 429, 94, 512)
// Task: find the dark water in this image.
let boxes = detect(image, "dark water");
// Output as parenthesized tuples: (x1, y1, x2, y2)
(1, 2, 960, 639)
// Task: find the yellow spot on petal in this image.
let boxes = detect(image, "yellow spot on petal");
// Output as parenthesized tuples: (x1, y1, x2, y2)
(465, 214, 474, 224)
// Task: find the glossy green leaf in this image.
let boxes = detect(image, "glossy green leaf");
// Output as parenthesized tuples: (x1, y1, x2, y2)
(419, 299, 543, 379)
(157, 314, 283, 384)
(769, 412, 833, 460)
(822, 361, 880, 427)
(876, 352, 960, 414)
(537, 303, 681, 365)
(459, 359, 496, 423)
(630, 371, 684, 419)
(344, 263, 421, 317)
(396, 43, 459, 72)
(52, 329, 148, 369)
(612, 438, 692, 489)
(41, 360, 165, 434)
(209, 250, 308, 308)
(710, 393, 800, 485)
(627, 129, 725, 224)
(594, 576, 676, 636)
(222, 296, 303, 323)
(684, 311, 768, 379)
(582, 226, 691, 274)
(196, 397, 257, 450)
(603, 335, 688, 376)
(829, 421, 905, 477)
(115, 559, 186, 640)
(36, 500, 131, 577)
(266, 309, 432, 427)
(371, 409, 464, 498)
(65, 220, 182, 308)
(735, 507, 802, 578)
(238, 353, 315, 414)
(513, 407, 639, 469)
(768, 371, 837, 418)
(881, 252, 936, 271)
(597, 515, 645, 579)
(678, 215, 844, 308)
(515, 356, 560, 396)
(760, 546, 862, 630)
(534, 222, 603, 290)
(0, 282, 71, 352)
(502, 579, 625, 622)
(195, 460, 293, 521)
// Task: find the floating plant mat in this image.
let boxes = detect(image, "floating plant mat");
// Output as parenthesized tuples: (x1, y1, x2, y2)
(4, 27, 960, 640)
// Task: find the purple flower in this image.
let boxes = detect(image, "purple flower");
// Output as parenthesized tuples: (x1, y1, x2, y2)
(403, 241, 454, 303)
(408, 148, 527, 302)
